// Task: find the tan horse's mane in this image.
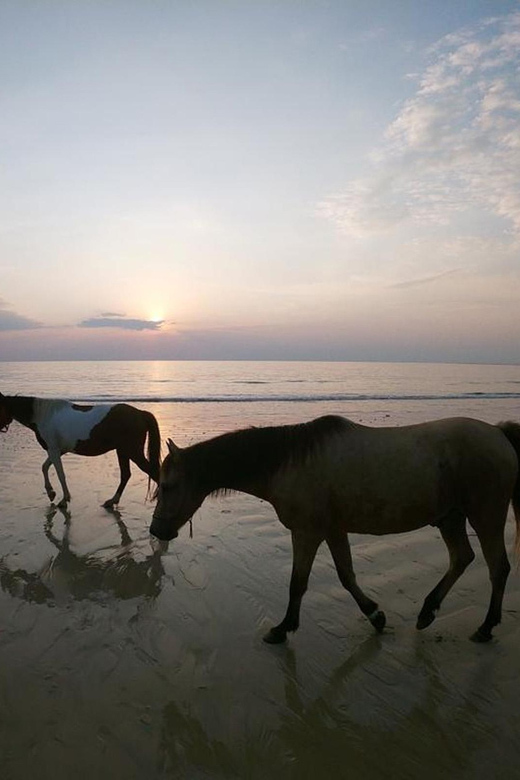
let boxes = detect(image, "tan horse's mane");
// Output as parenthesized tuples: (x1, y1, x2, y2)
(181, 415, 353, 496)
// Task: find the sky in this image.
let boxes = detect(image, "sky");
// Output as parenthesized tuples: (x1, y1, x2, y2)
(1, 0, 520, 363)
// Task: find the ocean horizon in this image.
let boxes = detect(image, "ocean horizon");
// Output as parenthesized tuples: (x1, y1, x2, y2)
(2, 359, 520, 405)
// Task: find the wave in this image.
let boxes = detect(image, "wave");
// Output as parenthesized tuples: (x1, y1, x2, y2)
(75, 391, 520, 404)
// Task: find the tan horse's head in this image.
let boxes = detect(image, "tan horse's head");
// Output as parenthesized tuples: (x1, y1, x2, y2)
(150, 439, 204, 541)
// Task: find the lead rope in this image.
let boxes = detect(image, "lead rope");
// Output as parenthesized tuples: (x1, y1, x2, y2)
(189, 518, 193, 538)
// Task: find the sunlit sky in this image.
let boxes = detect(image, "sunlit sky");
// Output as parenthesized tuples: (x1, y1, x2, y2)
(1, 0, 520, 362)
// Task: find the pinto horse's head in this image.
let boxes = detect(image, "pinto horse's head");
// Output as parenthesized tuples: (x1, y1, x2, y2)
(0, 393, 12, 433)
(150, 439, 205, 541)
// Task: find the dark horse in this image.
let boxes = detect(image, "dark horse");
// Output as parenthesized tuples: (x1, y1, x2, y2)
(151, 415, 520, 643)
(0, 393, 161, 508)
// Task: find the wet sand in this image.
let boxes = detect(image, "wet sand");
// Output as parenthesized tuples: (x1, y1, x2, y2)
(1, 402, 520, 779)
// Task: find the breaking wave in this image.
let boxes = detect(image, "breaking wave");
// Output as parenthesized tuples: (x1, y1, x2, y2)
(77, 391, 520, 404)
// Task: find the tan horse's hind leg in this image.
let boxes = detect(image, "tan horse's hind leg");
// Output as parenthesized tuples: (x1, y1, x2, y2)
(326, 529, 386, 634)
(467, 505, 511, 642)
(263, 530, 323, 644)
(417, 511, 475, 631)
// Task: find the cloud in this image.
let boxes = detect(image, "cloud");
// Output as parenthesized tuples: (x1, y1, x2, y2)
(388, 268, 462, 289)
(78, 314, 164, 331)
(0, 299, 41, 331)
(319, 11, 520, 238)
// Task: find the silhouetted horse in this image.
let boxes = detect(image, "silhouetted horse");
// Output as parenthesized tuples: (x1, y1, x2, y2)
(151, 415, 520, 643)
(0, 393, 161, 508)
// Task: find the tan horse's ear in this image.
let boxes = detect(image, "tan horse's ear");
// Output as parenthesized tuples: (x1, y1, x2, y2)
(167, 439, 181, 460)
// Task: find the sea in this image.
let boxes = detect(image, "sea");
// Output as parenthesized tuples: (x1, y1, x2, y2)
(4, 359, 520, 405)
(2, 359, 520, 441)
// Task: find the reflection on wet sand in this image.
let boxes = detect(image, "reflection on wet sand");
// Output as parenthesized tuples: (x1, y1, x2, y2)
(158, 632, 520, 779)
(274, 641, 500, 778)
(157, 639, 383, 778)
(0, 506, 167, 605)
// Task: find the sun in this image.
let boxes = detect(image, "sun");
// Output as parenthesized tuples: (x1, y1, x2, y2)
(149, 308, 165, 324)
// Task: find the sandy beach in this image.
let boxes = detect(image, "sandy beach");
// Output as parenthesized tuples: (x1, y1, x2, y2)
(1, 400, 520, 779)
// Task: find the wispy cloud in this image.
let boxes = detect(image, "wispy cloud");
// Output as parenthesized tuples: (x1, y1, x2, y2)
(78, 314, 164, 331)
(0, 299, 41, 331)
(389, 268, 462, 289)
(319, 11, 520, 238)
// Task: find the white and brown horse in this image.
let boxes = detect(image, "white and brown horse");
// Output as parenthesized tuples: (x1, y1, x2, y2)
(151, 415, 520, 643)
(0, 393, 161, 508)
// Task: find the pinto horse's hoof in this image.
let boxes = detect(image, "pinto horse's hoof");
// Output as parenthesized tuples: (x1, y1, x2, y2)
(263, 627, 288, 644)
(102, 499, 117, 509)
(47, 490, 56, 502)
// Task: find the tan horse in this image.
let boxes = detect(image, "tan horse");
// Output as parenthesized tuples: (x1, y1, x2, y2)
(151, 415, 520, 643)
(0, 393, 161, 508)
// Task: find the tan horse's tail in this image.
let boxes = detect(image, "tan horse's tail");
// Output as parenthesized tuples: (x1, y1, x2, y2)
(497, 421, 520, 559)
(144, 411, 162, 498)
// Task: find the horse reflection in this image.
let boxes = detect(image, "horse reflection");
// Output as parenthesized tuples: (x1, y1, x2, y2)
(158, 637, 504, 778)
(0, 507, 168, 604)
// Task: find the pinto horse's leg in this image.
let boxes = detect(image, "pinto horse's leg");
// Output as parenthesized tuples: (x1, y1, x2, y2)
(130, 451, 158, 500)
(48, 448, 71, 507)
(326, 529, 386, 634)
(42, 456, 56, 502)
(417, 512, 475, 631)
(468, 507, 511, 642)
(103, 450, 131, 508)
(263, 530, 323, 644)
(130, 452, 153, 478)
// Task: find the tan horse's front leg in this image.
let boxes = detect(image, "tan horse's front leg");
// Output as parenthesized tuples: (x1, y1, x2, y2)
(264, 529, 323, 644)
(326, 529, 386, 634)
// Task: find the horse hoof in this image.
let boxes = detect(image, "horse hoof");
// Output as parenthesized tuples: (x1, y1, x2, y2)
(102, 500, 116, 509)
(416, 610, 436, 630)
(48, 491, 56, 502)
(370, 610, 386, 633)
(470, 628, 493, 643)
(263, 627, 287, 644)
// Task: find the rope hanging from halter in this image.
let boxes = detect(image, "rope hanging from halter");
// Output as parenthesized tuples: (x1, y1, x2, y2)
(189, 519, 193, 538)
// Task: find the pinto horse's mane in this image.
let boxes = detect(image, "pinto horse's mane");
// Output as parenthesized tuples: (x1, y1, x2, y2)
(1, 395, 69, 427)
(182, 414, 353, 494)
(33, 398, 69, 419)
